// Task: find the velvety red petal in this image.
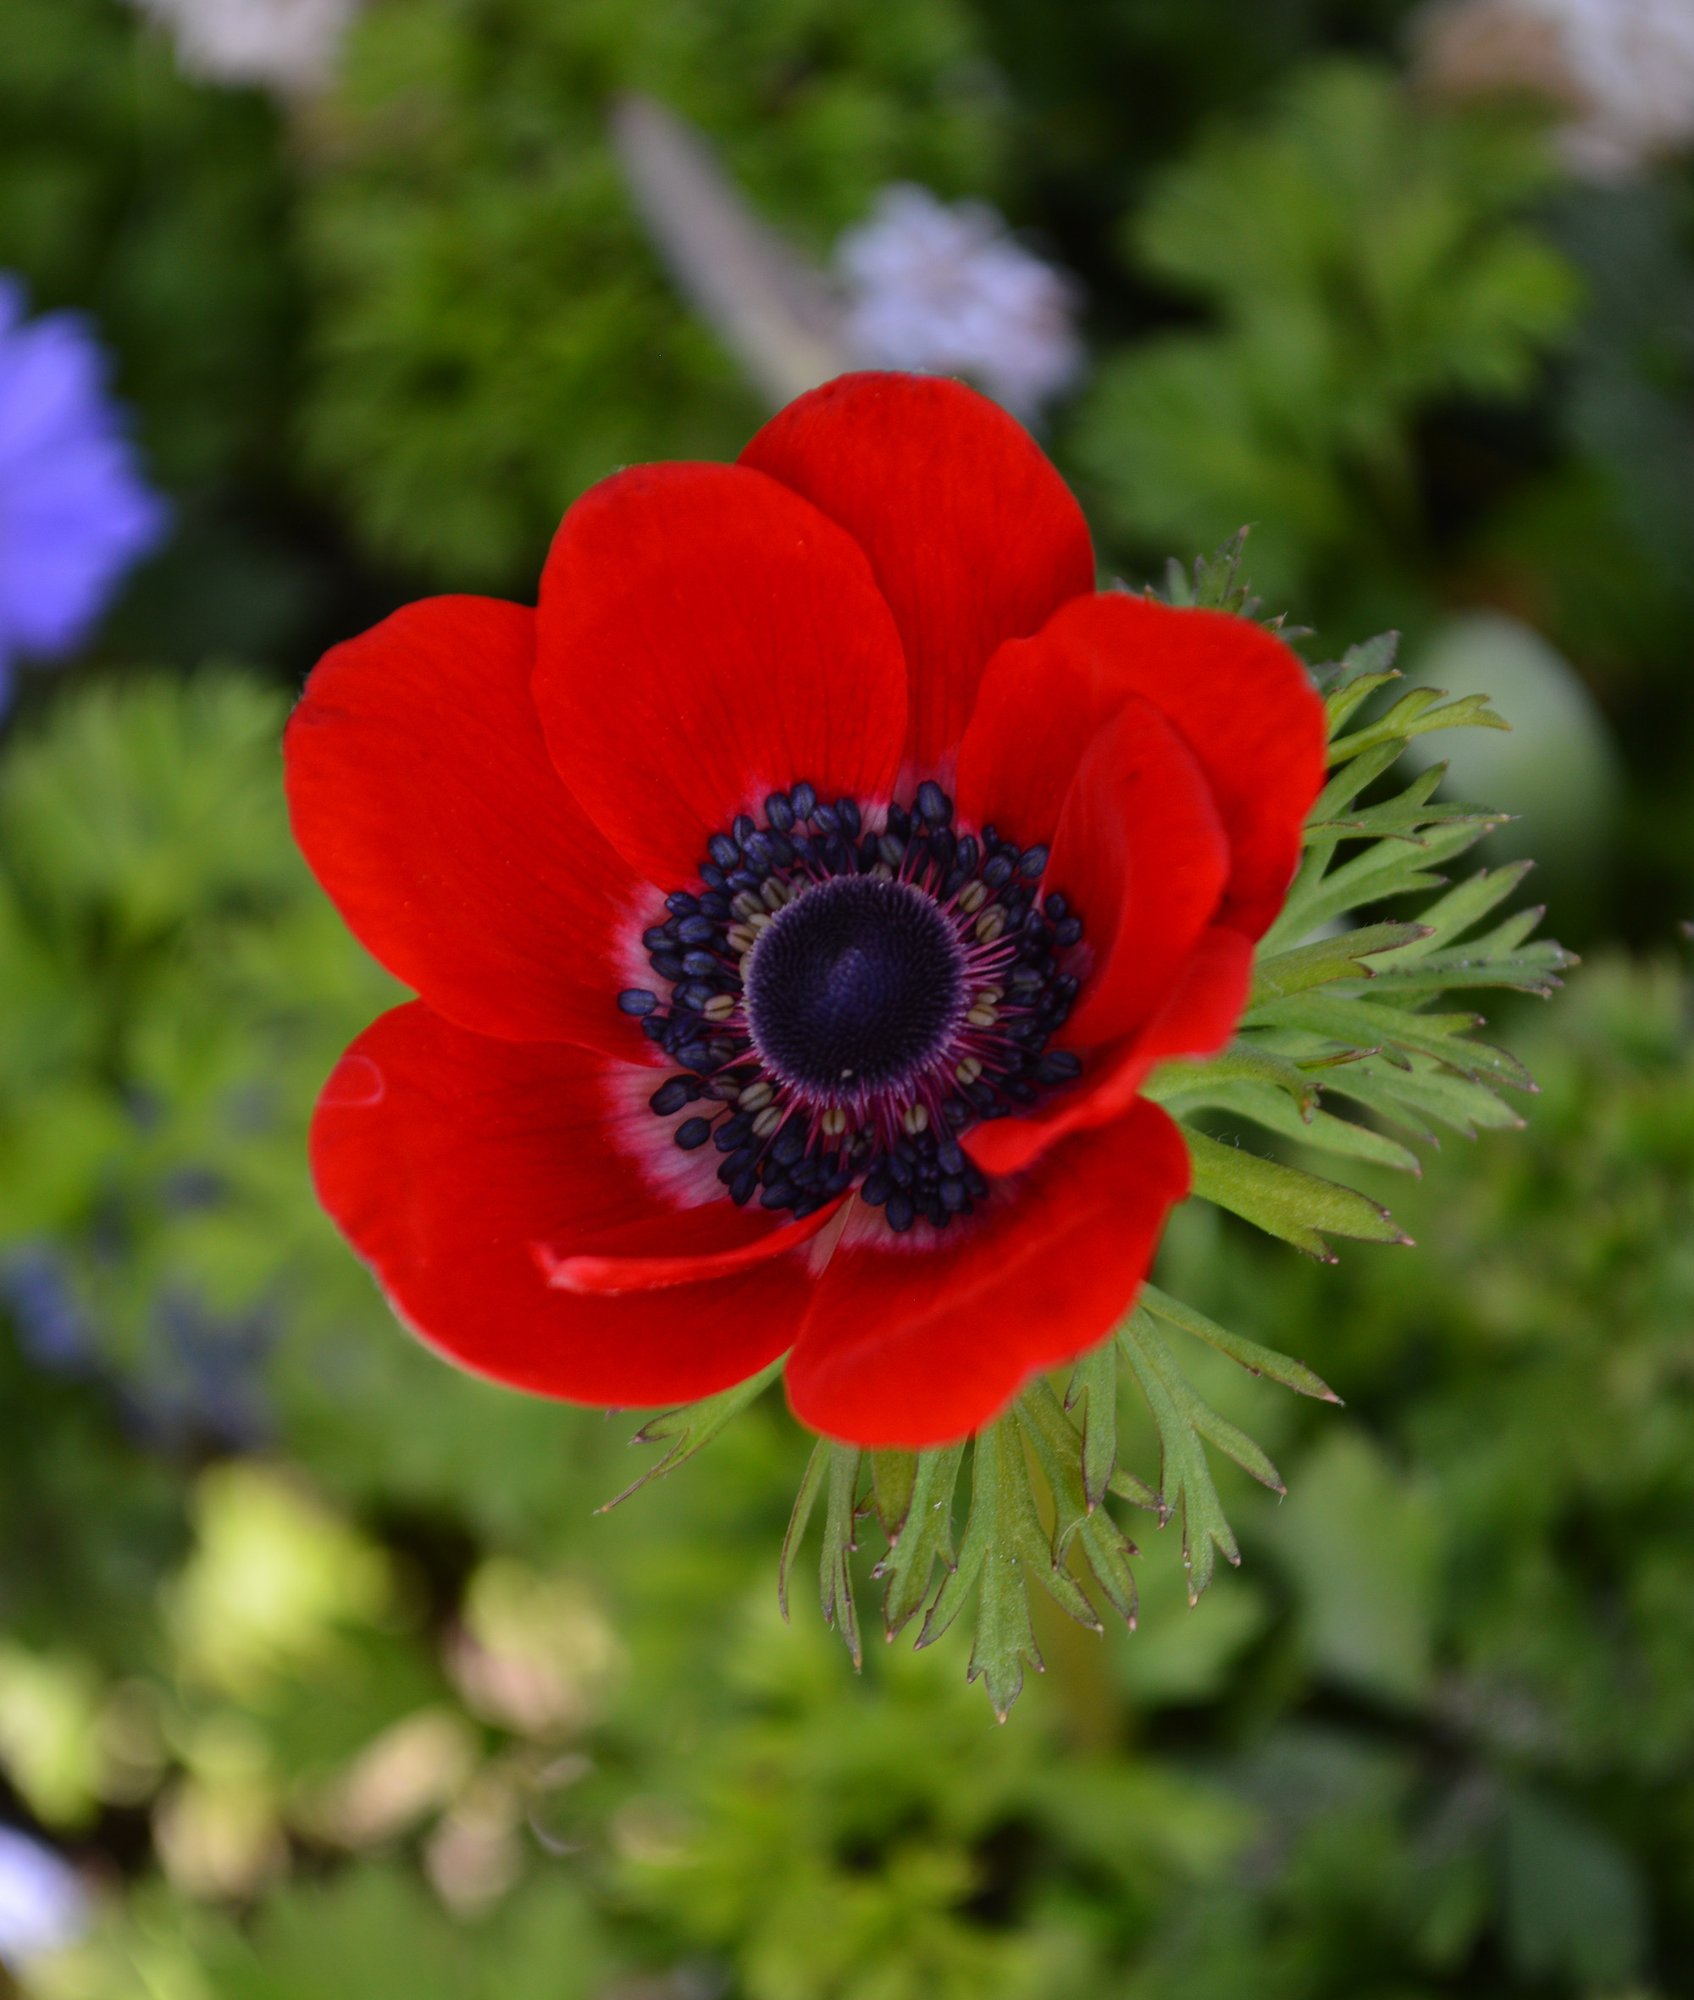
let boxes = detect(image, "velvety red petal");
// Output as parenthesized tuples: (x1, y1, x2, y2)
(957, 601, 1133, 851)
(740, 373, 1095, 782)
(786, 1098, 1190, 1447)
(537, 1198, 846, 1296)
(965, 926, 1252, 1179)
(311, 1003, 813, 1406)
(286, 596, 652, 1059)
(1046, 694, 1230, 1050)
(534, 462, 907, 886)
(957, 593, 1325, 936)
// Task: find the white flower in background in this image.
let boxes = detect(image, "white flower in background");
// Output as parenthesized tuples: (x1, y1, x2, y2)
(1550, 0, 1694, 174)
(835, 186, 1085, 420)
(1416, 0, 1694, 179)
(0, 1826, 88, 1968)
(610, 101, 1085, 417)
(127, 0, 361, 97)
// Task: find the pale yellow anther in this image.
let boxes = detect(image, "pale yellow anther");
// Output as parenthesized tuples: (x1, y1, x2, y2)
(966, 1004, 999, 1028)
(739, 1081, 774, 1112)
(957, 881, 988, 915)
(752, 1106, 784, 1139)
(821, 1106, 847, 1137)
(760, 879, 787, 911)
(732, 892, 764, 921)
(703, 994, 738, 1021)
(902, 1102, 930, 1136)
(974, 908, 1007, 945)
(954, 1057, 983, 1086)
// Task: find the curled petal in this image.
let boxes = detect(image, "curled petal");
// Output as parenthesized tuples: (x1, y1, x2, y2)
(1045, 694, 1230, 1049)
(312, 1004, 817, 1406)
(537, 1198, 846, 1296)
(959, 592, 1325, 935)
(965, 927, 1253, 1179)
(787, 1099, 1191, 1448)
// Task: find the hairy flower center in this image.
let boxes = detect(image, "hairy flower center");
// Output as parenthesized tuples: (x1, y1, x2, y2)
(744, 875, 965, 1098)
(618, 780, 1086, 1235)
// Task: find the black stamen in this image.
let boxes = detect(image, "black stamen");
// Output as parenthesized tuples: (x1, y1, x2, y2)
(628, 777, 1091, 1234)
(915, 780, 950, 827)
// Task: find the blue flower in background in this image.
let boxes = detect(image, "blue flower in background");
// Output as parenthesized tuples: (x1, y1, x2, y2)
(0, 1826, 88, 1970)
(3, 1240, 275, 1449)
(0, 1244, 96, 1375)
(136, 1283, 276, 1451)
(0, 277, 168, 714)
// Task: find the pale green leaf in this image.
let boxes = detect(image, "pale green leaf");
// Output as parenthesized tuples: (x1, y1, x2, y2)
(600, 1357, 784, 1510)
(1185, 1128, 1410, 1260)
(1144, 1037, 1321, 1111)
(778, 1439, 830, 1624)
(1251, 990, 1535, 1090)
(1139, 1282, 1341, 1403)
(1118, 1313, 1239, 1601)
(1249, 921, 1431, 1005)
(819, 1444, 864, 1668)
(872, 1441, 964, 1642)
(1066, 1337, 1123, 1511)
(1192, 1077, 1424, 1176)
(1328, 686, 1509, 763)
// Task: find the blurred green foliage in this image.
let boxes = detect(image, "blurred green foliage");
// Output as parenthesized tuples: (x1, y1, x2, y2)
(300, 0, 1008, 584)
(4, 0, 1694, 1991)
(1071, 63, 1580, 619)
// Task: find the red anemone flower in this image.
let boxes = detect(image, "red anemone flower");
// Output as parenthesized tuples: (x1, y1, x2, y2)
(287, 373, 1325, 1449)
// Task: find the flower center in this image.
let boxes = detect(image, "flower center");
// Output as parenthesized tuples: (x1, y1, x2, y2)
(744, 875, 964, 1099)
(618, 780, 1086, 1235)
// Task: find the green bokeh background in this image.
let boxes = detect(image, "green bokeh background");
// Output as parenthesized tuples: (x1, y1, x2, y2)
(3, 1, 1693, 1994)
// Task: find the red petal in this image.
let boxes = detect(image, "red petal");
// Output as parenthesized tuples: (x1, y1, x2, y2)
(1045, 693, 1230, 1049)
(958, 602, 1134, 850)
(286, 597, 652, 1059)
(740, 373, 1095, 781)
(311, 1003, 813, 1406)
(537, 1198, 845, 1295)
(534, 462, 907, 886)
(957, 594, 1325, 935)
(965, 927, 1252, 1178)
(786, 1099, 1190, 1447)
